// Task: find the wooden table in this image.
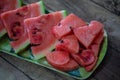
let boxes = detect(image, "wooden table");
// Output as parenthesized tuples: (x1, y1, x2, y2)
(0, 0, 120, 80)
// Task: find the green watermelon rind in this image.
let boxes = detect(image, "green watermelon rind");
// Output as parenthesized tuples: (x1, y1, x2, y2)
(16, 0, 23, 7)
(61, 10, 68, 18)
(33, 10, 68, 60)
(0, 29, 6, 38)
(33, 41, 58, 60)
(13, 39, 30, 53)
(37, 1, 45, 14)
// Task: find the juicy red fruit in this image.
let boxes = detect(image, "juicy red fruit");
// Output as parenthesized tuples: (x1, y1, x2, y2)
(56, 35, 79, 54)
(46, 51, 70, 65)
(53, 13, 86, 38)
(72, 50, 95, 66)
(74, 20, 104, 48)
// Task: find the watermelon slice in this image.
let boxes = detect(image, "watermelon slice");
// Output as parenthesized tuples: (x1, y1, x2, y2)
(46, 51, 70, 66)
(56, 35, 79, 54)
(90, 30, 104, 56)
(0, 0, 22, 38)
(1, 1, 45, 53)
(74, 20, 104, 48)
(71, 49, 95, 66)
(46, 50, 79, 71)
(24, 10, 67, 60)
(53, 13, 86, 38)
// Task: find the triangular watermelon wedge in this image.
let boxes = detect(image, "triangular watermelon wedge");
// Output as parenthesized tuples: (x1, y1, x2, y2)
(1, 1, 45, 53)
(0, 0, 22, 38)
(74, 21, 104, 48)
(24, 10, 67, 60)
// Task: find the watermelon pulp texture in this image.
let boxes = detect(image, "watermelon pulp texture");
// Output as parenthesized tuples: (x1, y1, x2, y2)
(24, 10, 67, 60)
(46, 50, 79, 71)
(53, 13, 87, 38)
(46, 13, 105, 72)
(74, 21, 104, 48)
(56, 35, 79, 54)
(0, 0, 21, 37)
(1, 1, 45, 53)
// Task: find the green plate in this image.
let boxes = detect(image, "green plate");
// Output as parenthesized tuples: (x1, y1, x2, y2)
(0, 30, 108, 79)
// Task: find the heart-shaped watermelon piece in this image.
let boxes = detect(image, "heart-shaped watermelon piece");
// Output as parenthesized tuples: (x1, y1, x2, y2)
(74, 20, 104, 48)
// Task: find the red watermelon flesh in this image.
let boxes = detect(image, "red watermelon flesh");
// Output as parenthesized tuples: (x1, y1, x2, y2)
(74, 20, 104, 48)
(46, 51, 70, 65)
(53, 13, 86, 38)
(90, 30, 104, 56)
(90, 44, 100, 56)
(71, 49, 95, 66)
(56, 35, 79, 54)
(85, 57, 98, 72)
(24, 11, 66, 59)
(1, 1, 45, 53)
(93, 29, 104, 45)
(0, 0, 20, 37)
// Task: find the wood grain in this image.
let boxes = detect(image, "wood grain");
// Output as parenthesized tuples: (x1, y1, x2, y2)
(0, 57, 30, 80)
(91, 0, 120, 16)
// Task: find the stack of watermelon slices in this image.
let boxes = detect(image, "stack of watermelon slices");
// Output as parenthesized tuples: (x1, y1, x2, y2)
(0, 0, 22, 37)
(0, 0, 105, 72)
(46, 14, 104, 72)
(1, 1, 45, 53)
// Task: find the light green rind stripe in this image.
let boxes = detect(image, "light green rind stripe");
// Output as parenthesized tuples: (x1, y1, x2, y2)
(61, 10, 68, 18)
(0, 29, 6, 38)
(17, 0, 22, 7)
(14, 39, 30, 53)
(38, 1, 45, 14)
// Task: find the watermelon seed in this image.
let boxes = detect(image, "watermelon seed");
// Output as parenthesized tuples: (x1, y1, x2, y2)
(31, 44, 40, 46)
(58, 23, 61, 26)
(59, 39, 64, 43)
(16, 12, 23, 17)
(51, 48, 55, 52)
(13, 22, 21, 27)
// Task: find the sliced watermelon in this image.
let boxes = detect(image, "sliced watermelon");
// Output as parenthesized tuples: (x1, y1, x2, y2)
(52, 13, 86, 38)
(1, 1, 45, 53)
(56, 35, 79, 54)
(74, 20, 104, 48)
(85, 57, 98, 72)
(46, 50, 79, 71)
(0, 0, 22, 38)
(71, 49, 95, 66)
(90, 30, 104, 56)
(24, 10, 67, 60)
(46, 51, 70, 65)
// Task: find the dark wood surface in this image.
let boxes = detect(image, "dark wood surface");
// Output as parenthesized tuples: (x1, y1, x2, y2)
(0, 0, 120, 80)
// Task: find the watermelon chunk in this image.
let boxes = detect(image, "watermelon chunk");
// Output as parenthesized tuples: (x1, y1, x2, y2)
(24, 10, 67, 60)
(46, 51, 79, 71)
(85, 56, 98, 72)
(53, 13, 86, 38)
(90, 30, 104, 56)
(1, 1, 45, 53)
(0, 0, 22, 38)
(74, 20, 104, 48)
(46, 51, 70, 65)
(56, 35, 79, 54)
(71, 49, 95, 66)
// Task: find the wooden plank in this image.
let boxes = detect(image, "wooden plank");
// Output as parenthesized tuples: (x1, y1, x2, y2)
(0, 53, 76, 80)
(91, 0, 120, 16)
(0, 56, 30, 80)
